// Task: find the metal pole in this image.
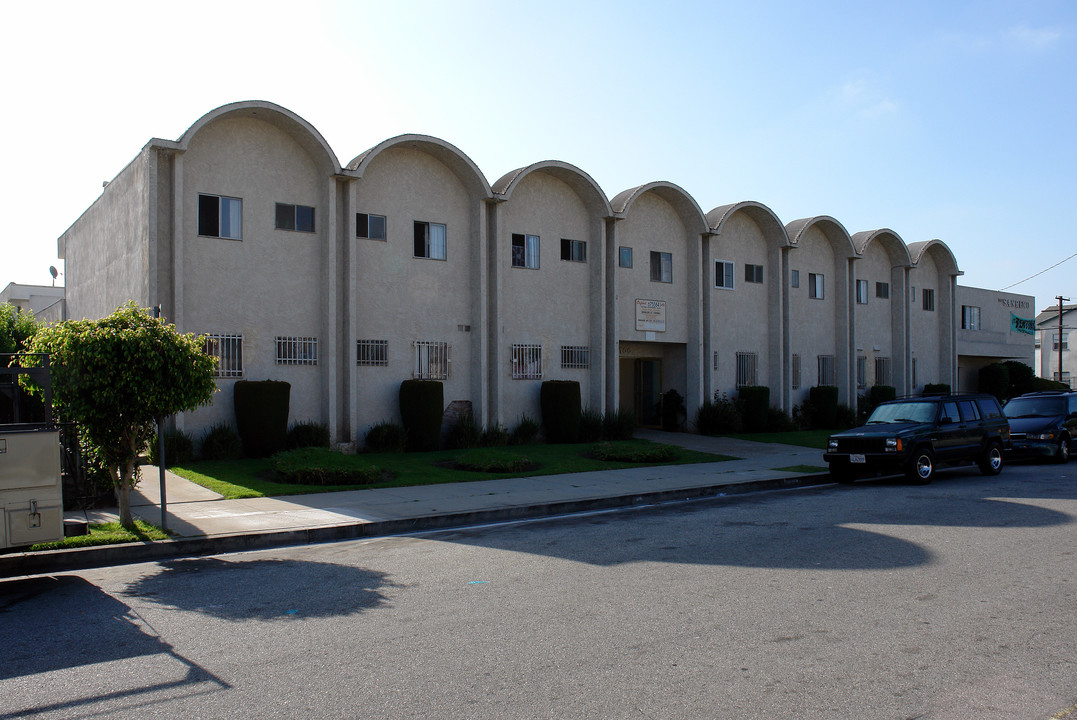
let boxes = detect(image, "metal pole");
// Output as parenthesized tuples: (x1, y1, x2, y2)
(1059, 296, 1070, 388)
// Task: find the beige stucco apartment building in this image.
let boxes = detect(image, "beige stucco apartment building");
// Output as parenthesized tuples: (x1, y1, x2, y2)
(56, 100, 1033, 446)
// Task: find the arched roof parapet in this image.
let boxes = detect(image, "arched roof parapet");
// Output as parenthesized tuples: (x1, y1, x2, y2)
(347, 134, 493, 200)
(908, 239, 961, 277)
(173, 100, 342, 177)
(493, 161, 613, 218)
(851, 229, 913, 268)
(706, 201, 790, 248)
(610, 181, 709, 236)
(785, 216, 857, 259)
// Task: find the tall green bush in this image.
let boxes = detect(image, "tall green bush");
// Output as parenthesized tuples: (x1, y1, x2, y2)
(399, 380, 443, 451)
(540, 380, 581, 443)
(234, 380, 291, 458)
(922, 383, 950, 396)
(978, 363, 1009, 401)
(737, 386, 770, 432)
(695, 393, 742, 435)
(807, 385, 839, 428)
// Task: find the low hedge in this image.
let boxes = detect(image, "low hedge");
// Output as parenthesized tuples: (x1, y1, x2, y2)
(271, 448, 389, 485)
(591, 441, 676, 463)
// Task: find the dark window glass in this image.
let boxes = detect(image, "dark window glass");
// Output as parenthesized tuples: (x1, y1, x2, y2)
(296, 205, 315, 232)
(356, 212, 369, 237)
(414, 222, 427, 257)
(198, 194, 220, 237)
(276, 203, 295, 231)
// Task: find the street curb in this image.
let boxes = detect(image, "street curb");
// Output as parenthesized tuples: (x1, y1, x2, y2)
(0, 473, 831, 578)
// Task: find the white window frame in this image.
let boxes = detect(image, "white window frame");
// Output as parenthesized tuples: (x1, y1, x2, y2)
(198, 194, 242, 240)
(618, 246, 633, 268)
(1053, 333, 1069, 351)
(356, 339, 388, 366)
(512, 233, 540, 269)
(356, 213, 387, 240)
(808, 273, 824, 299)
(204, 333, 243, 378)
(961, 305, 981, 330)
(413, 341, 450, 380)
(560, 345, 590, 369)
(650, 251, 672, 283)
(856, 279, 869, 304)
(414, 221, 447, 260)
(715, 260, 734, 290)
(511, 344, 543, 379)
(276, 336, 318, 366)
(735, 351, 758, 388)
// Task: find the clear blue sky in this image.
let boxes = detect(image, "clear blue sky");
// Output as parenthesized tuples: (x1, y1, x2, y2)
(3, 0, 1074, 312)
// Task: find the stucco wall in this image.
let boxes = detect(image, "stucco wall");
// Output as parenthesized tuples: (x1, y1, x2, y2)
(788, 225, 839, 404)
(59, 148, 151, 320)
(909, 253, 942, 390)
(853, 244, 897, 385)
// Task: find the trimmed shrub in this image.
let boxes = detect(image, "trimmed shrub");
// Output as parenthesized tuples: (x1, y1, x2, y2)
(540, 380, 582, 443)
(1003, 360, 1036, 397)
(579, 408, 605, 442)
(399, 380, 444, 451)
(737, 386, 770, 433)
(766, 406, 796, 432)
(148, 430, 194, 468)
(446, 412, 482, 450)
(835, 403, 857, 429)
(480, 423, 509, 447)
(695, 393, 743, 435)
(449, 449, 535, 473)
(287, 420, 330, 449)
(234, 380, 290, 458)
(922, 383, 950, 396)
(271, 448, 387, 485)
(1028, 376, 1070, 392)
(979, 363, 1009, 401)
(591, 441, 677, 463)
(509, 414, 540, 445)
(661, 389, 686, 431)
(807, 385, 839, 429)
(200, 422, 242, 461)
(364, 421, 406, 453)
(603, 408, 636, 441)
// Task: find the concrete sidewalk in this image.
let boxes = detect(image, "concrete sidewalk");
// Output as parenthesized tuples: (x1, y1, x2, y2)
(2, 430, 832, 576)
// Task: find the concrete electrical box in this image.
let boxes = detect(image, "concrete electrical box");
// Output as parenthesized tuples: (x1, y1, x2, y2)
(0, 355, 63, 549)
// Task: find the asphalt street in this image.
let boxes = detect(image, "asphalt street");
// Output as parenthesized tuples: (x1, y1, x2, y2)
(3, 460, 1077, 719)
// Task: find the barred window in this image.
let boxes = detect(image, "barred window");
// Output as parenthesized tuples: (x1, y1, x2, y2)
(357, 339, 388, 366)
(912, 357, 919, 388)
(561, 345, 590, 369)
(857, 356, 867, 389)
(791, 353, 801, 390)
(512, 344, 543, 379)
(276, 336, 317, 365)
(735, 351, 758, 388)
(875, 356, 892, 386)
(204, 333, 243, 378)
(414, 341, 450, 380)
(713, 350, 720, 372)
(817, 354, 836, 387)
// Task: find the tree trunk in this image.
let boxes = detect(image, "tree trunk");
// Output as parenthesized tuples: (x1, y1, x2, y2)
(114, 466, 134, 529)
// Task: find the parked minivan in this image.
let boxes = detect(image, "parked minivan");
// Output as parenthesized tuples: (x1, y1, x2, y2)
(1002, 391, 1077, 463)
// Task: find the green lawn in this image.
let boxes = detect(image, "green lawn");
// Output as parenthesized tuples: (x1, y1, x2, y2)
(171, 439, 733, 500)
(725, 429, 833, 449)
(30, 520, 170, 551)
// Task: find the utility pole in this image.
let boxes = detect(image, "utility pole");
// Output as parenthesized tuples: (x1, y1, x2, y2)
(1058, 296, 1070, 387)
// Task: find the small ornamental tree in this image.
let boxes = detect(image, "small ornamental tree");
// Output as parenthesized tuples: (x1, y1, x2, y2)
(26, 303, 217, 527)
(0, 303, 39, 360)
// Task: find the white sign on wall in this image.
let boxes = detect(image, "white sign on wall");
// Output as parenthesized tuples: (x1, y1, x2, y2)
(635, 299, 666, 332)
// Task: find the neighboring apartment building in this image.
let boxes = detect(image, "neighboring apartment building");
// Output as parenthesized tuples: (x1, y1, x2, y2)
(1035, 303, 1077, 388)
(58, 100, 992, 446)
(0, 283, 66, 323)
(955, 286, 1037, 391)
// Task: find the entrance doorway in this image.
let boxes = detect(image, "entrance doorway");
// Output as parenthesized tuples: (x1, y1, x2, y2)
(633, 358, 662, 427)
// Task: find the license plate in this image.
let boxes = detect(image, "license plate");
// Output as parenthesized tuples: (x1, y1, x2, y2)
(850, 454, 866, 464)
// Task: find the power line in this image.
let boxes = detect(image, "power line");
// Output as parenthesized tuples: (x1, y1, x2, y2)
(999, 251, 1077, 291)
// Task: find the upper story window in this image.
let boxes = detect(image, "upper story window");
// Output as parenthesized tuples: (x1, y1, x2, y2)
(356, 339, 388, 366)
(1053, 333, 1069, 351)
(650, 252, 672, 283)
(275, 203, 315, 233)
(414, 221, 447, 260)
(512, 233, 540, 269)
(560, 238, 587, 263)
(856, 279, 869, 304)
(961, 305, 981, 330)
(790, 269, 800, 288)
(715, 260, 734, 290)
(808, 273, 824, 299)
(198, 194, 242, 240)
(618, 246, 633, 268)
(744, 264, 764, 284)
(922, 288, 935, 311)
(876, 282, 890, 299)
(276, 336, 317, 365)
(356, 213, 387, 240)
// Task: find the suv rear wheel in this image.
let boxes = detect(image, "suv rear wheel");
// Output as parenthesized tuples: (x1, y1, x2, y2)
(978, 440, 1004, 476)
(906, 448, 935, 484)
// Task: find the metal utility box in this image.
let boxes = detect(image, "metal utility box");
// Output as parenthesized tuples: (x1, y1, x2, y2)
(0, 356, 64, 549)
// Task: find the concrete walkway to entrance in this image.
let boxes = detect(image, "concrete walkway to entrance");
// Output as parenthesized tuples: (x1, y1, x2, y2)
(4, 430, 831, 576)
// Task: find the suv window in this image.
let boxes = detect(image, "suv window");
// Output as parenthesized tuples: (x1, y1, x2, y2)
(958, 400, 980, 422)
(976, 397, 1004, 418)
(940, 402, 960, 423)
(1070, 395, 1077, 416)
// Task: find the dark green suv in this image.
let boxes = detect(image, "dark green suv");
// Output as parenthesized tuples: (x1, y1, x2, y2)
(824, 394, 1010, 484)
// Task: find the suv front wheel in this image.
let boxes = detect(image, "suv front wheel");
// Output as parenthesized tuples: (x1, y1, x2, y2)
(906, 448, 935, 484)
(978, 441, 1004, 476)
(1054, 435, 1071, 464)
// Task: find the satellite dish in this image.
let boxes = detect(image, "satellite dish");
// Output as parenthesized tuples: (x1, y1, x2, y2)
(49, 266, 58, 279)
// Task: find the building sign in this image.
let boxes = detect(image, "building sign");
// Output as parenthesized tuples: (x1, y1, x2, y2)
(1011, 313, 1036, 335)
(998, 297, 1031, 309)
(635, 299, 666, 332)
